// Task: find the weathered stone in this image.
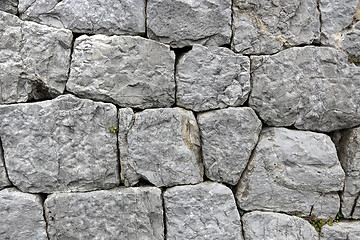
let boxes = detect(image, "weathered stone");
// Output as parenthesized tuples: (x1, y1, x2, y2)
(0, 11, 72, 104)
(320, 221, 360, 240)
(67, 35, 175, 109)
(242, 211, 318, 240)
(45, 187, 163, 240)
(147, 0, 232, 48)
(232, 0, 320, 54)
(0, 0, 18, 14)
(119, 108, 203, 187)
(236, 127, 345, 218)
(0, 94, 119, 193)
(249, 46, 360, 132)
(164, 182, 243, 240)
(0, 188, 47, 240)
(18, 0, 145, 35)
(176, 45, 250, 111)
(0, 140, 11, 189)
(343, 26, 360, 59)
(197, 107, 262, 185)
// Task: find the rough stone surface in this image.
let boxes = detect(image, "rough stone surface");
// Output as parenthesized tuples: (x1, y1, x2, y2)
(320, 221, 360, 240)
(232, 0, 320, 54)
(236, 127, 345, 218)
(197, 107, 262, 185)
(242, 211, 318, 240)
(119, 108, 203, 187)
(0, 11, 72, 104)
(164, 182, 243, 240)
(18, 0, 145, 35)
(0, 94, 119, 193)
(45, 187, 163, 240)
(342, 24, 360, 59)
(0, 188, 47, 240)
(249, 46, 360, 132)
(0, 141, 11, 189)
(176, 45, 250, 111)
(67, 35, 175, 109)
(0, 0, 18, 14)
(147, 0, 232, 48)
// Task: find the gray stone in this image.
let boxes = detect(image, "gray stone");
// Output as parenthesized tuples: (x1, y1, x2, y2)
(0, 140, 11, 189)
(164, 182, 243, 240)
(0, 94, 119, 193)
(320, 221, 360, 240)
(343, 27, 360, 59)
(197, 107, 262, 185)
(45, 187, 163, 240)
(119, 108, 203, 187)
(0, 0, 18, 14)
(147, 0, 232, 48)
(67, 35, 175, 109)
(0, 188, 47, 240)
(0, 11, 72, 104)
(232, 0, 320, 54)
(249, 46, 360, 132)
(236, 127, 345, 218)
(176, 45, 250, 111)
(18, 0, 145, 35)
(242, 211, 318, 240)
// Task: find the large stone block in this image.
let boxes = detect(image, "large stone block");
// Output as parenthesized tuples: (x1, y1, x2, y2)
(67, 35, 175, 109)
(320, 221, 360, 240)
(0, 94, 119, 193)
(176, 45, 250, 112)
(0, 0, 18, 14)
(164, 182, 243, 240)
(45, 187, 163, 240)
(0, 140, 11, 189)
(18, 0, 145, 35)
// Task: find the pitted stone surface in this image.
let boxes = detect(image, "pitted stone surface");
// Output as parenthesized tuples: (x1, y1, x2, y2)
(164, 182, 243, 240)
(147, 0, 232, 48)
(0, 0, 18, 14)
(119, 108, 203, 187)
(236, 127, 345, 218)
(45, 187, 163, 240)
(249, 46, 360, 132)
(176, 45, 250, 111)
(0, 188, 47, 240)
(242, 211, 318, 240)
(197, 107, 262, 185)
(0, 142, 11, 189)
(67, 35, 175, 109)
(232, 0, 320, 54)
(342, 24, 360, 59)
(0, 94, 119, 193)
(18, 0, 145, 35)
(0, 11, 72, 104)
(320, 221, 360, 240)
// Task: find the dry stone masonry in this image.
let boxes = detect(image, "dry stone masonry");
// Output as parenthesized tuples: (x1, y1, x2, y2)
(1, 0, 360, 239)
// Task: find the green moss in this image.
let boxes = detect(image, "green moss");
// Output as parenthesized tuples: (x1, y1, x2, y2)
(295, 212, 343, 232)
(349, 55, 360, 65)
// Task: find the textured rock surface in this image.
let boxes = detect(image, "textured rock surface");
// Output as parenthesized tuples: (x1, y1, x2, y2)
(197, 107, 262, 185)
(236, 127, 345, 218)
(164, 182, 243, 240)
(343, 25, 360, 59)
(0, 94, 119, 193)
(242, 211, 318, 240)
(147, 0, 232, 48)
(250, 46, 360, 132)
(0, 188, 47, 240)
(320, 221, 360, 240)
(176, 45, 250, 111)
(18, 0, 145, 35)
(67, 35, 175, 109)
(232, 0, 320, 54)
(119, 108, 203, 187)
(45, 187, 163, 240)
(0, 141, 11, 189)
(0, 11, 72, 104)
(0, 0, 18, 14)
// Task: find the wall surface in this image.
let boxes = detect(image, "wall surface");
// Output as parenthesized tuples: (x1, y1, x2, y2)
(1, 0, 360, 239)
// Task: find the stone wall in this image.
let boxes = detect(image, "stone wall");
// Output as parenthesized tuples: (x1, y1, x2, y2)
(1, 1, 360, 239)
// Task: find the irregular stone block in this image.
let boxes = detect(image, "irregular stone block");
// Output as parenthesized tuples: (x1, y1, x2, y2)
(232, 0, 320, 54)
(0, 140, 11, 189)
(119, 108, 203, 187)
(164, 182, 243, 240)
(197, 107, 262, 185)
(45, 187, 163, 240)
(249, 46, 360, 132)
(18, 0, 145, 35)
(342, 25, 360, 59)
(176, 45, 250, 111)
(236, 127, 345, 218)
(242, 211, 318, 240)
(147, 0, 232, 48)
(0, 11, 72, 104)
(67, 35, 175, 109)
(320, 221, 360, 240)
(0, 188, 47, 240)
(0, 94, 119, 193)
(0, 0, 18, 14)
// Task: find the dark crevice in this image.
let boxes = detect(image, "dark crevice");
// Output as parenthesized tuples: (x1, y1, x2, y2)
(230, 0, 236, 52)
(240, 215, 246, 240)
(38, 193, 50, 240)
(144, 0, 148, 38)
(316, 0, 322, 44)
(193, 111, 206, 181)
(133, 177, 154, 187)
(115, 107, 122, 187)
(350, 194, 360, 217)
(220, 44, 231, 49)
(161, 187, 167, 240)
(0, 137, 14, 187)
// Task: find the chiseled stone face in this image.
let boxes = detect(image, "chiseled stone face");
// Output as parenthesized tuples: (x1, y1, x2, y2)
(320, 221, 360, 240)
(0, 0, 18, 14)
